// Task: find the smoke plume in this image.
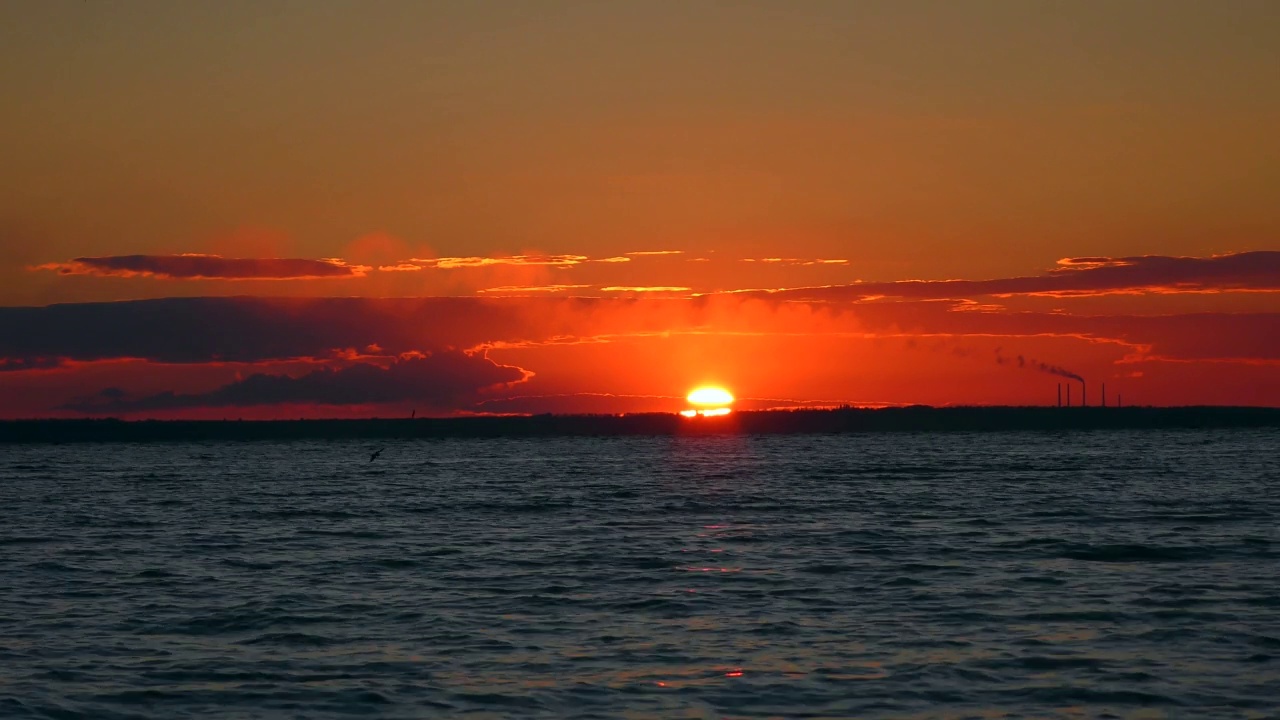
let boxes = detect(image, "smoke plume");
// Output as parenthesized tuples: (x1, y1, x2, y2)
(995, 347, 1084, 382)
(1016, 354, 1084, 382)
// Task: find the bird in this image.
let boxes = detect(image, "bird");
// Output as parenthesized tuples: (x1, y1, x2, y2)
(369, 447, 385, 463)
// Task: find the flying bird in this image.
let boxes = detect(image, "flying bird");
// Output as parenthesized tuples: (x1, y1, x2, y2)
(369, 447, 385, 463)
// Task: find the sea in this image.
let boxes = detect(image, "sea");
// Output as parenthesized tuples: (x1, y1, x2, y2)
(1, 430, 1277, 719)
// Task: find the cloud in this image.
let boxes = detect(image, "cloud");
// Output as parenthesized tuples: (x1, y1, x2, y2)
(381, 254, 651, 270)
(392, 255, 590, 270)
(0, 295, 722, 365)
(1055, 256, 1127, 268)
(745, 251, 1280, 300)
(600, 286, 692, 293)
(63, 351, 530, 414)
(0, 296, 548, 364)
(479, 285, 591, 294)
(740, 258, 849, 266)
(31, 254, 368, 280)
(2, 294, 1277, 375)
(626, 250, 685, 256)
(4, 293, 1279, 416)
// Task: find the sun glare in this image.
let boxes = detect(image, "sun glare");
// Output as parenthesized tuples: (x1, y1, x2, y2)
(682, 386, 734, 418)
(687, 386, 734, 406)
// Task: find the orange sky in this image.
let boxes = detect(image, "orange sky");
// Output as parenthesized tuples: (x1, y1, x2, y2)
(1, 1, 1277, 417)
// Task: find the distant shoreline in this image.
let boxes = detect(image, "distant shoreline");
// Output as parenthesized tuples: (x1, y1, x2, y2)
(2, 406, 1278, 443)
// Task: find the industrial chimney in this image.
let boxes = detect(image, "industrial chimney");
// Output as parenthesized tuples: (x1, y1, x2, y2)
(1066, 384, 1071, 407)
(1082, 380, 1087, 407)
(1057, 383, 1062, 408)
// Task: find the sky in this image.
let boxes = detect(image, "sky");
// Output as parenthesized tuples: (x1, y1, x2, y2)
(1, 0, 1277, 418)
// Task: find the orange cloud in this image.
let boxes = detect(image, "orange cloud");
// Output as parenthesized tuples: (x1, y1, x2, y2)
(381, 253, 650, 271)
(740, 258, 849, 265)
(479, 284, 591, 294)
(395, 255, 590, 270)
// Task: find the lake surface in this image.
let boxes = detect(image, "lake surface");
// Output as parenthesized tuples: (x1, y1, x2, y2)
(2, 430, 1278, 719)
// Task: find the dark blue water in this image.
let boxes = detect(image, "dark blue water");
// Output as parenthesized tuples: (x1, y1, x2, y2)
(2, 430, 1278, 719)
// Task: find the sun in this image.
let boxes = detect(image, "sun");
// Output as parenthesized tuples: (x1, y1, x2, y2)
(681, 385, 734, 417)
(687, 386, 734, 406)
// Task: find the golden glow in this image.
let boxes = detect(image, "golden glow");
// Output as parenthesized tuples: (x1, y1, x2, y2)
(687, 386, 734, 406)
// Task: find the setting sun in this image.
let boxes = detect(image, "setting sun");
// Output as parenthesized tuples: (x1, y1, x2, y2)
(687, 386, 734, 406)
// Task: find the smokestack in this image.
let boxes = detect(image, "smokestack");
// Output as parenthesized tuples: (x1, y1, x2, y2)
(1082, 380, 1087, 407)
(1067, 384, 1071, 407)
(1118, 393, 1122, 408)
(1057, 383, 1062, 408)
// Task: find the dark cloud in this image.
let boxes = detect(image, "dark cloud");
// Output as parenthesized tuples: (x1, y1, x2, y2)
(848, 304, 1280, 363)
(63, 351, 530, 413)
(0, 295, 736, 365)
(0, 296, 544, 364)
(1, 294, 1277, 373)
(32, 254, 367, 280)
(745, 251, 1280, 301)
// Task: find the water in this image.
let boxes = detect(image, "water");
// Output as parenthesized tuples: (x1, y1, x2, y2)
(2, 430, 1278, 719)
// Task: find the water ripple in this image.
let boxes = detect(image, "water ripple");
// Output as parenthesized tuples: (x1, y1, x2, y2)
(1, 429, 1278, 718)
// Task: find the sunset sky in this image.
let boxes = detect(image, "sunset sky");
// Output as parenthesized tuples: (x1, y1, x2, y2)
(2, 0, 1277, 418)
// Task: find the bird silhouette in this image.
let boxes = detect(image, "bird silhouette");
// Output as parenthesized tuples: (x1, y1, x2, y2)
(369, 447, 385, 463)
